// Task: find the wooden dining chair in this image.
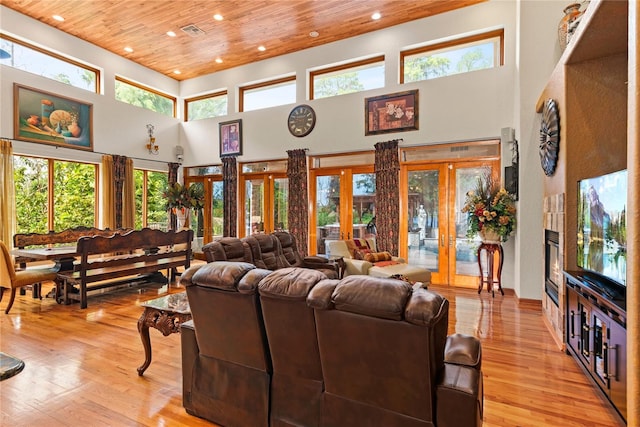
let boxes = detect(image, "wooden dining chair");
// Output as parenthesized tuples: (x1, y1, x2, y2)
(0, 241, 58, 314)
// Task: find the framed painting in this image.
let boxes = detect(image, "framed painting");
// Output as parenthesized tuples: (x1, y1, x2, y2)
(365, 89, 418, 136)
(13, 84, 93, 151)
(219, 119, 242, 157)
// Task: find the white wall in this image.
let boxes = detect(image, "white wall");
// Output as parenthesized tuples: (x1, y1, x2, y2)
(0, 1, 564, 299)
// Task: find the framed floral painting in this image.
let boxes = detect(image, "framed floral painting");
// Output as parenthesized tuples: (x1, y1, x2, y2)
(365, 89, 418, 135)
(13, 84, 93, 151)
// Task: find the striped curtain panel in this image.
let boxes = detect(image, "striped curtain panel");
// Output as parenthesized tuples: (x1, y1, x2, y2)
(286, 149, 309, 256)
(222, 156, 238, 237)
(0, 139, 16, 246)
(374, 140, 400, 255)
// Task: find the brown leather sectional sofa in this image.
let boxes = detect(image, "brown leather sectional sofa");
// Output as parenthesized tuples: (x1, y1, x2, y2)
(181, 262, 483, 427)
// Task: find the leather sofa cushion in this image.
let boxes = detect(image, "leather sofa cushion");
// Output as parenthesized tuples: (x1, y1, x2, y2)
(190, 261, 256, 292)
(258, 267, 327, 300)
(306, 279, 339, 309)
(404, 288, 448, 327)
(331, 275, 412, 321)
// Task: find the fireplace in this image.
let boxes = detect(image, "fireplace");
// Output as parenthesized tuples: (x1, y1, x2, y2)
(545, 229, 560, 306)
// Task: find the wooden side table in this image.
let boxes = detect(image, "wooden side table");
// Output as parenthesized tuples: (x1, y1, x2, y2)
(137, 292, 191, 376)
(477, 242, 504, 297)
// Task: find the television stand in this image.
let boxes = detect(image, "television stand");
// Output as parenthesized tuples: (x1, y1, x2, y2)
(564, 271, 627, 424)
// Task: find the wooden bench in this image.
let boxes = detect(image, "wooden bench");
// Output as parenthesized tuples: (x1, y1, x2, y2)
(57, 228, 194, 309)
(13, 227, 131, 298)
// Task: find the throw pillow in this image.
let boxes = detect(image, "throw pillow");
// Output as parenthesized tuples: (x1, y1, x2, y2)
(373, 260, 400, 267)
(354, 248, 373, 260)
(363, 251, 393, 263)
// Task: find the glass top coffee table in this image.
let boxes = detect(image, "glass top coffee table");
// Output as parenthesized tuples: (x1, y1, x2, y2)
(137, 292, 191, 376)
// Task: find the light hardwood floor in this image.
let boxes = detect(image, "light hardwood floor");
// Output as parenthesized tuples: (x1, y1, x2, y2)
(1, 278, 622, 427)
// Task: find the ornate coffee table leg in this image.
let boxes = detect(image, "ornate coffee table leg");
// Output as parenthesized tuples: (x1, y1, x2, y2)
(137, 307, 154, 376)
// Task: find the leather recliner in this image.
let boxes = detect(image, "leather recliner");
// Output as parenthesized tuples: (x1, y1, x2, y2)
(307, 275, 482, 427)
(272, 231, 340, 279)
(258, 267, 330, 426)
(243, 234, 286, 271)
(180, 261, 274, 427)
(201, 237, 252, 263)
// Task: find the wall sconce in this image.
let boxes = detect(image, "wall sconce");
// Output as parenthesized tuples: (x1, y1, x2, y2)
(146, 124, 159, 154)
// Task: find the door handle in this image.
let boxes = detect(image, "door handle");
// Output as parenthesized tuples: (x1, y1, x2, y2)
(347, 232, 351, 240)
(441, 234, 445, 247)
(449, 236, 454, 247)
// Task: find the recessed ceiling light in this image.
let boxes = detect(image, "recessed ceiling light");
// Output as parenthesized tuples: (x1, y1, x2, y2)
(371, 12, 381, 20)
(213, 14, 223, 21)
(258, 45, 266, 52)
(173, 70, 181, 75)
(52, 15, 64, 22)
(215, 57, 223, 64)
(167, 31, 176, 37)
(309, 31, 319, 38)
(124, 46, 133, 53)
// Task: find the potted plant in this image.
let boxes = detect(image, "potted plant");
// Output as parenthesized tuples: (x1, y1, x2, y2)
(164, 182, 205, 229)
(461, 174, 516, 243)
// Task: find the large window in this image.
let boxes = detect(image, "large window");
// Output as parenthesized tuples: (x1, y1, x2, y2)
(401, 29, 504, 83)
(115, 76, 176, 117)
(135, 169, 168, 230)
(185, 91, 228, 121)
(14, 155, 97, 233)
(0, 34, 99, 93)
(310, 56, 385, 100)
(240, 76, 296, 112)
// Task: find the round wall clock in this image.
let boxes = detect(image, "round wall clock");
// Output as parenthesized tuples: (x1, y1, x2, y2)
(288, 104, 316, 137)
(539, 98, 560, 176)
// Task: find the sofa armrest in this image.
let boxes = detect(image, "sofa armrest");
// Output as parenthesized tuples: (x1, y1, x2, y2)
(181, 320, 198, 412)
(436, 363, 483, 427)
(343, 258, 372, 276)
(445, 333, 482, 370)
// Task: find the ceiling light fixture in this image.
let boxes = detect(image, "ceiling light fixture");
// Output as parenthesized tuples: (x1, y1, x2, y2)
(309, 31, 319, 38)
(173, 70, 181, 75)
(52, 15, 64, 22)
(124, 46, 133, 53)
(213, 14, 223, 21)
(215, 57, 223, 64)
(371, 12, 381, 20)
(167, 31, 176, 37)
(258, 45, 266, 52)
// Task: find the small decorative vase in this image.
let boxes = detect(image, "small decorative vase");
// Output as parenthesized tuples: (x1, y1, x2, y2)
(558, 3, 583, 51)
(68, 120, 82, 137)
(480, 228, 502, 244)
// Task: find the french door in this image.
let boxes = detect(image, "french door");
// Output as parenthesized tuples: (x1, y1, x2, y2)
(401, 160, 499, 287)
(238, 173, 289, 237)
(184, 176, 224, 247)
(309, 166, 375, 255)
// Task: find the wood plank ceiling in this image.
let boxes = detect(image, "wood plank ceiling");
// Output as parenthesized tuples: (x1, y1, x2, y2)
(2, 0, 486, 81)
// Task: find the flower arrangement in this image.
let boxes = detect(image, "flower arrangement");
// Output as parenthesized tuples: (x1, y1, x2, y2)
(164, 182, 205, 213)
(461, 174, 517, 241)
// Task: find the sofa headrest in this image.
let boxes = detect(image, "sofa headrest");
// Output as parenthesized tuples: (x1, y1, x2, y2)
(258, 267, 326, 301)
(190, 261, 257, 292)
(404, 288, 448, 327)
(202, 237, 249, 262)
(273, 231, 295, 248)
(306, 279, 340, 309)
(330, 275, 412, 320)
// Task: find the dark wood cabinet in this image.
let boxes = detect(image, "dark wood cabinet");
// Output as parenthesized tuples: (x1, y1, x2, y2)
(565, 272, 626, 423)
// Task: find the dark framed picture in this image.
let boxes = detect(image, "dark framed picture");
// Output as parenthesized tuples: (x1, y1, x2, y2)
(219, 119, 242, 157)
(365, 89, 418, 136)
(13, 83, 93, 151)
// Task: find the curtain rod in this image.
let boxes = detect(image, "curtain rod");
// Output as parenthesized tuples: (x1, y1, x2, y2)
(3, 136, 170, 164)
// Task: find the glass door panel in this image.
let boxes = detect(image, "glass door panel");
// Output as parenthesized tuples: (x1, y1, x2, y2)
(406, 168, 443, 274)
(450, 163, 497, 287)
(273, 177, 289, 231)
(211, 180, 224, 239)
(245, 178, 265, 235)
(352, 173, 376, 239)
(315, 174, 341, 254)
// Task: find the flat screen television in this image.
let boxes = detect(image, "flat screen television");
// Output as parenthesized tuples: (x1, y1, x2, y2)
(577, 169, 627, 291)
